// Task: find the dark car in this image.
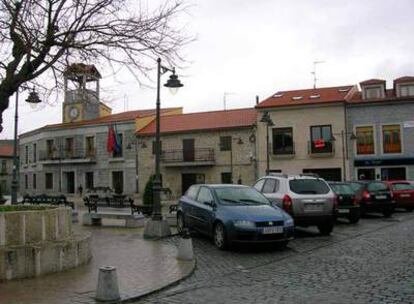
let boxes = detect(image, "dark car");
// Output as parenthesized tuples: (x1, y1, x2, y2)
(386, 181, 414, 212)
(348, 181, 395, 217)
(177, 184, 294, 250)
(328, 182, 360, 223)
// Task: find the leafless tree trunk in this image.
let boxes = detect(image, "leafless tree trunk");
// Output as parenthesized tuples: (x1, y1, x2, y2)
(0, 0, 190, 132)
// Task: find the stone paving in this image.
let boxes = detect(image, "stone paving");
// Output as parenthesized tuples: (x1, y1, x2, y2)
(0, 202, 194, 304)
(136, 211, 414, 304)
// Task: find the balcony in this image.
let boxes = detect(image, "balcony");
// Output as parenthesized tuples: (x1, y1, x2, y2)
(308, 140, 335, 156)
(161, 148, 215, 167)
(39, 148, 96, 164)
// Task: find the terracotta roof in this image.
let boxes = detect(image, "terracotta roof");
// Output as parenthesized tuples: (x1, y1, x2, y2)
(256, 85, 356, 109)
(348, 89, 414, 104)
(359, 79, 386, 85)
(20, 107, 182, 137)
(0, 145, 13, 157)
(137, 108, 257, 135)
(394, 76, 414, 84)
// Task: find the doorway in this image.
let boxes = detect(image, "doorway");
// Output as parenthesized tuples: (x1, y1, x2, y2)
(183, 139, 195, 162)
(381, 167, 406, 180)
(65, 172, 75, 194)
(182, 173, 197, 195)
(112, 171, 124, 194)
(85, 172, 94, 190)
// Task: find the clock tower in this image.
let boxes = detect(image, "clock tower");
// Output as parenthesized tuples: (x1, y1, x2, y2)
(62, 63, 112, 123)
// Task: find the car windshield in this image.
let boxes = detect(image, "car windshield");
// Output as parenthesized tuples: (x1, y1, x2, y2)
(214, 187, 270, 205)
(289, 179, 330, 195)
(330, 184, 354, 195)
(392, 183, 414, 191)
(367, 182, 388, 192)
(349, 182, 363, 192)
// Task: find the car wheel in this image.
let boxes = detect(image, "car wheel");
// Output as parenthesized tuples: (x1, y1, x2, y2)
(405, 207, 414, 212)
(382, 208, 393, 218)
(317, 222, 334, 236)
(213, 222, 228, 250)
(348, 210, 360, 224)
(177, 212, 186, 234)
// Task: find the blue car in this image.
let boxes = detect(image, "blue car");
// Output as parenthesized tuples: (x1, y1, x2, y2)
(177, 184, 294, 250)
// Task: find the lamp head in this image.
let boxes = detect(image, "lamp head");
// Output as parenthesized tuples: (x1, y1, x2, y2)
(164, 70, 183, 95)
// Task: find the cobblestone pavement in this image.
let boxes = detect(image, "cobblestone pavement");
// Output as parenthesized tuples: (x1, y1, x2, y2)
(0, 213, 194, 304)
(136, 211, 414, 304)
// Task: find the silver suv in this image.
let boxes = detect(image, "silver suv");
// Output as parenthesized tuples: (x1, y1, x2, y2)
(253, 174, 336, 235)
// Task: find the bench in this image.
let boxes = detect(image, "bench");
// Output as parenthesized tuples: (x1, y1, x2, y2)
(82, 212, 145, 228)
(20, 194, 74, 209)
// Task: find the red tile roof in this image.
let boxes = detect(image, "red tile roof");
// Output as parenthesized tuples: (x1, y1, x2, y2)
(256, 85, 356, 109)
(348, 89, 413, 104)
(359, 79, 386, 85)
(394, 76, 414, 84)
(0, 145, 13, 157)
(137, 108, 257, 135)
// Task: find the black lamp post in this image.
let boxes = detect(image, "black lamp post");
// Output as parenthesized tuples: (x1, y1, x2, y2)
(11, 88, 42, 204)
(144, 58, 183, 238)
(260, 112, 274, 175)
(330, 130, 356, 181)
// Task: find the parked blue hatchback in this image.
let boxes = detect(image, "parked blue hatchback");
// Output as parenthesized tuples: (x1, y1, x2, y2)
(177, 184, 294, 250)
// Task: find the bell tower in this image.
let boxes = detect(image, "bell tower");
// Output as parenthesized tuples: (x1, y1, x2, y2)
(62, 63, 111, 123)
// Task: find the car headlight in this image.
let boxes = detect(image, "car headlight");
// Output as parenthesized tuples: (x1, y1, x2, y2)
(233, 220, 255, 229)
(284, 218, 294, 227)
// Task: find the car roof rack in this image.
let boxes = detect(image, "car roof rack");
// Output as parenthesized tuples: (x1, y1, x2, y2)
(268, 173, 288, 178)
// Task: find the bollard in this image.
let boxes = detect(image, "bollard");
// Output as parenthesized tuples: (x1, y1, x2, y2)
(95, 266, 120, 302)
(177, 228, 193, 261)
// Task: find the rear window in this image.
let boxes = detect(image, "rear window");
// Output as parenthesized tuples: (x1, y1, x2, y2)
(392, 183, 414, 191)
(289, 179, 330, 195)
(349, 182, 363, 192)
(367, 182, 388, 192)
(330, 184, 354, 195)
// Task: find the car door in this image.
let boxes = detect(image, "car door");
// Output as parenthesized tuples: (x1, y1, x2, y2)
(193, 186, 216, 234)
(180, 185, 200, 228)
(261, 178, 283, 208)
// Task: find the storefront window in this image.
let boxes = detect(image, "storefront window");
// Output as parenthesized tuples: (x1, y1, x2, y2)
(382, 125, 401, 154)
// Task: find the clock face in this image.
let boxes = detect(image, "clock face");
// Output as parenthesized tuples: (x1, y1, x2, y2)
(69, 107, 79, 119)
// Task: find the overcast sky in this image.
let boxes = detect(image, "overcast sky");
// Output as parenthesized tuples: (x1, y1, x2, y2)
(1, 0, 414, 139)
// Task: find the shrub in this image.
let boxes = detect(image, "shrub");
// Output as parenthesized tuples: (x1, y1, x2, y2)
(143, 175, 155, 205)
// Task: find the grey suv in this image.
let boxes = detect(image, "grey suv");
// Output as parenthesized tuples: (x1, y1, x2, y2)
(253, 174, 336, 235)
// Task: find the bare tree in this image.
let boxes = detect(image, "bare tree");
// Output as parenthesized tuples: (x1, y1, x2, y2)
(0, 0, 190, 132)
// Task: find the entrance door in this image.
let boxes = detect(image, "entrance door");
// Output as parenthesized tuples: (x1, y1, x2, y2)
(182, 173, 197, 195)
(65, 172, 75, 194)
(381, 167, 406, 180)
(112, 171, 124, 194)
(85, 172, 94, 190)
(183, 139, 195, 162)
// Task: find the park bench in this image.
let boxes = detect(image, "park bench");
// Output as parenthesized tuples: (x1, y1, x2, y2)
(20, 194, 74, 209)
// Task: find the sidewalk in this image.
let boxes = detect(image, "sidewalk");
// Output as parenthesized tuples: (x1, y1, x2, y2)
(0, 200, 195, 304)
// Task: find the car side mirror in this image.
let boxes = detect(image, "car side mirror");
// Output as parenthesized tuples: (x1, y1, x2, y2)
(204, 201, 216, 208)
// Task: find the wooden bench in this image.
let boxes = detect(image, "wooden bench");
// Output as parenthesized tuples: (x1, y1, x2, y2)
(20, 194, 74, 209)
(82, 211, 145, 228)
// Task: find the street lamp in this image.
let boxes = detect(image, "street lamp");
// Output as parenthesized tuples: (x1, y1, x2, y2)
(11, 88, 42, 204)
(144, 58, 183, 239)
(127, 140, 147, 194)
(330, 130, 356, 181)
(260, 112, 274, 175)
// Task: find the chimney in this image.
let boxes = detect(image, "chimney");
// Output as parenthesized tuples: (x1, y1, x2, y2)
(255, 95, 259, 105)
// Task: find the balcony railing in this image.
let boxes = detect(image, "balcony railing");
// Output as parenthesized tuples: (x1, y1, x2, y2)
(161, 148, 215, 166)
(308, 140, 335, 155)
(39, 148, 96, 162)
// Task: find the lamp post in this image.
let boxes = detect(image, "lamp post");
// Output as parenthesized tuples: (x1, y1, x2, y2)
(260, 112, 274, 175)
(230, 137, 243, 183)
(330, 131, 356, 181)
(127, 139, 147, 194)
(11, 88, 42, 204)
(144, 58, 183, 239)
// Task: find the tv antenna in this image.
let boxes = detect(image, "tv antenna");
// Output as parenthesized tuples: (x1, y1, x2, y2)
(311, 60, 325, 89)
(223, 92, 236, 110)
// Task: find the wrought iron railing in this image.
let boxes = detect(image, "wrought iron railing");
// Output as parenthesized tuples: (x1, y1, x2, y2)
(161, 148, 215, 163)
(39, 148, 96, 161)
(308, 140, 335, 154)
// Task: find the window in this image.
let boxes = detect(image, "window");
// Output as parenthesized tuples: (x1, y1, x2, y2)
(25, 145, 28, 164)
(33, 174, 36, 189)
(85, 172, 94, 190)
(185, 185, 200, 200)
(310, 125, 333, 153)
(152, 140, 162, 155)
(86, 136, 95, 157)
(272, 127, 294, 154)
(197, 187, 214, 203)
(365, 87, 382, 99)
(66, 138, 74, 158)
(221, 172, 232, 184)
(391, 183, 413, 191)
(1, 160, 6, 174)
(253, 179, 265, 192)
(24, 174, 28, 189)
(356, 126, 375, 155)
(112, 171, 124, 193)
(400, 85, 414, 97)
(220, 136, 231, 151)
(46, 140, 54, 158)
(262, 179, 278, 193)
(113, 134, 123, 158)
(33, 143, 37, 162)
(289, 179, 330, 195)
(45, 173, 53, 189)
(382, 125, 401, 153)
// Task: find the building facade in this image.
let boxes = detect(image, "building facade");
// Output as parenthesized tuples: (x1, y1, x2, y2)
(347, 77, 414, 180)
(0, 140, 15, 195)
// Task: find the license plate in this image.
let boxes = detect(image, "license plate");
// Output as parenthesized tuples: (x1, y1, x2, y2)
(338, 209, 349, 214)
(304, 204, 324, 212)
(262, 226, 283, 234)
(376, 195, 386, 200)
(400, 194, 411, 198)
